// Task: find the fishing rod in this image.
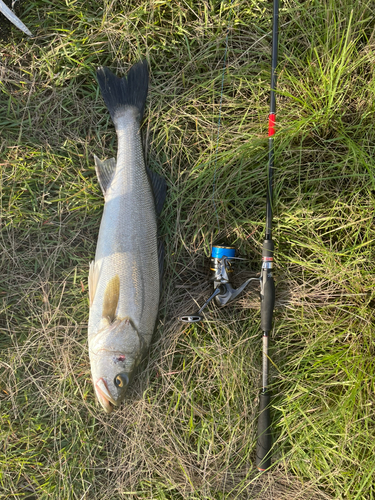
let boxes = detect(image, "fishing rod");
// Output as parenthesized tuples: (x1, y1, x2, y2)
(256, 0, 279, 472)
(179, 0, 279, 472)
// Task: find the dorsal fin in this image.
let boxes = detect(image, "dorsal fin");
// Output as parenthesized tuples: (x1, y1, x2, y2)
(88, 260, 100, 307)
(94, 155, 116, 196)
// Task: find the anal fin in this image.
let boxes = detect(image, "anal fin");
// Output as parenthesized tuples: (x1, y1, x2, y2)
(158, 239, 164, 293)
(147, 167, 167, 216)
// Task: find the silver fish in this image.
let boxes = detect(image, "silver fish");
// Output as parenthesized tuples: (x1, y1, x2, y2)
(0, 0, 32, 37)
(88, 61, 166, 413)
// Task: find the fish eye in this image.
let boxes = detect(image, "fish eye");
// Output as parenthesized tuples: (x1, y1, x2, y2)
(114, 373, 129, 388)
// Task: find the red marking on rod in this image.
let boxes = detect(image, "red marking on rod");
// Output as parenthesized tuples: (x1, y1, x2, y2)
(268, 113, 276, 137)
(262, 257, 273, 261)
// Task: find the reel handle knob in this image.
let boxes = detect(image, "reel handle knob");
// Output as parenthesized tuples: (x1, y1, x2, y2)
(179, 314, 203, 323)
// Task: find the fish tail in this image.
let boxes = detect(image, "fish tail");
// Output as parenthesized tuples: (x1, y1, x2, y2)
(96, 61, 148, 126)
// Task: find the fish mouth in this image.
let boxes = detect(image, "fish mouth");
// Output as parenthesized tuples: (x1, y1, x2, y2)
(95, 378, 117, 413)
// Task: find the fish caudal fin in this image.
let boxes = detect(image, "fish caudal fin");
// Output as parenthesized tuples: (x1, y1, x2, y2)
(97, 61, 149, 125)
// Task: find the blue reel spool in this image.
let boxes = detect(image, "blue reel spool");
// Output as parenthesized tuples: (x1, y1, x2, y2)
(211, 246, 236, 260)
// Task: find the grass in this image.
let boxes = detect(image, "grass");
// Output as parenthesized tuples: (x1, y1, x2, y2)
(0, 0, 375, 498)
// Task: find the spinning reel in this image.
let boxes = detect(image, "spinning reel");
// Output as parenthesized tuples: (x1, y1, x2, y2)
(179, 245, 261, 323)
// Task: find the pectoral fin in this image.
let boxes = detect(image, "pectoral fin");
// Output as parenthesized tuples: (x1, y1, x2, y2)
(102, 275, 120, 322)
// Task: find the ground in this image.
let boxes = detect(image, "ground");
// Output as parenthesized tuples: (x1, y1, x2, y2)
(0, 1, 374, 499)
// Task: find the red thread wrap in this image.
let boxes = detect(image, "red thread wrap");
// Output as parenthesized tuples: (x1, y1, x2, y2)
(268, 113, 276, 137)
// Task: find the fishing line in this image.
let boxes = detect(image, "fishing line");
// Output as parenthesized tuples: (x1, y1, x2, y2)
(212, 0, 234, 232)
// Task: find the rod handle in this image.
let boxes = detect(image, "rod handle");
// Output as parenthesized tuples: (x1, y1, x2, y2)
(256, 392, 272, 471)
(260, 275, 275, 332)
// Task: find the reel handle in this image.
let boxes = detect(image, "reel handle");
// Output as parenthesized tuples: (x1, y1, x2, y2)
(179, 286, 223, 323)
